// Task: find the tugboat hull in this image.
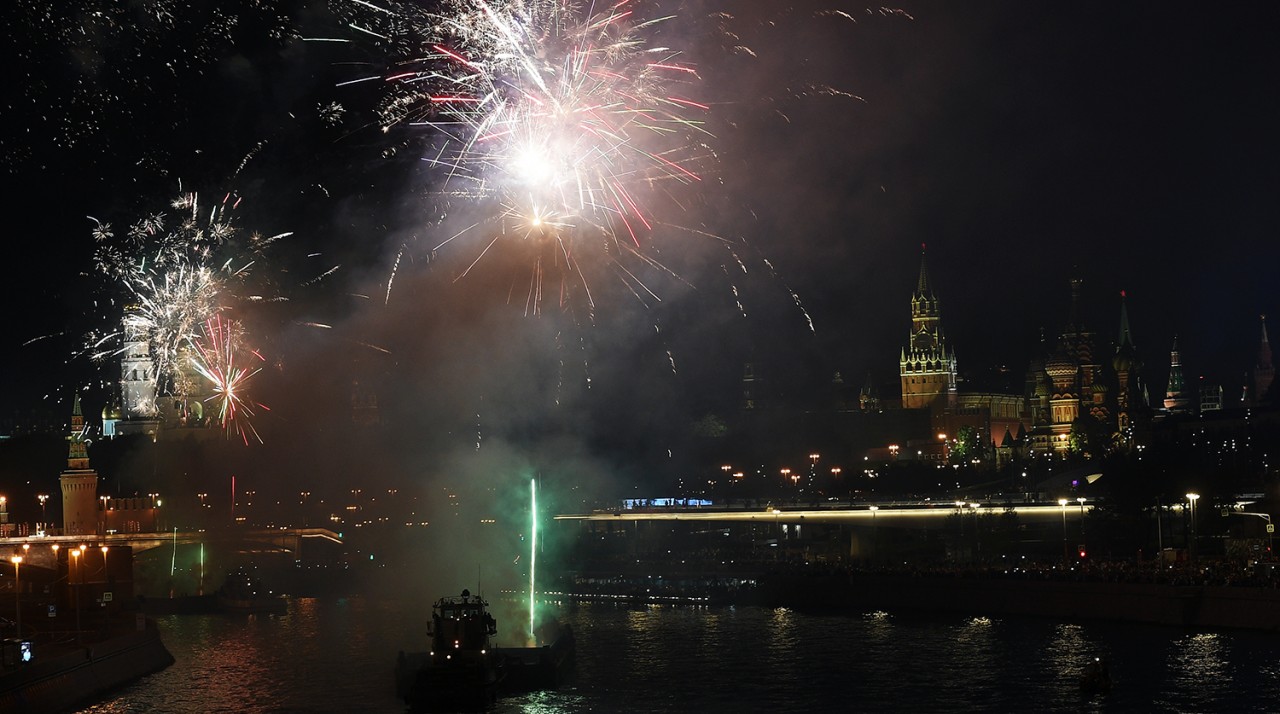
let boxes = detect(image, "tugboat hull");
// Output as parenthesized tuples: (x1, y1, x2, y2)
(495, 625, 575, 692)
(395, 652, 504, 712)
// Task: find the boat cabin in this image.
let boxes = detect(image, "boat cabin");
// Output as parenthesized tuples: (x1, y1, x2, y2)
(428, 590, 497, 658)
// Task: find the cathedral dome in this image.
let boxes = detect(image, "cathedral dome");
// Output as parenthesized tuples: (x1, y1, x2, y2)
(1044, 353, 1075, 380)
(102, 403, 123, 420)
(1113, 345, 1140, 373)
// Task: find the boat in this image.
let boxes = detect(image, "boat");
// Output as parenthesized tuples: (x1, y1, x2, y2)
(1078, 657, 1112, 694)
(494, 616, 575, 692)
(216, 566, 287, 615)
(395, 590, 576, 711)
(396, 590, 505, 712)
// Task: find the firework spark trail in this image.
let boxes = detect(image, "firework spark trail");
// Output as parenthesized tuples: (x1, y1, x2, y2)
(189, 316, 267, 445)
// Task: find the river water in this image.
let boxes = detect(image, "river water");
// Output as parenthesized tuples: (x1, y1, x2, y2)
(77, 595, 1280, 713)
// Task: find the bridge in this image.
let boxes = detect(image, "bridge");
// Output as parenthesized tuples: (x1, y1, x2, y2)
(555, 500, 1102, 530)
(0, 528, 343, 569)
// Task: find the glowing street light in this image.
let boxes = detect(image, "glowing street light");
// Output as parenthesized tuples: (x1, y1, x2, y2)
(869, 505, 879, 560)
(1059, 498, 1070, 564)
(37, 494, 49, 527)
(1186, 493, 1200, 557)
(10, 555, 22, 636)
(70, 548, 82, 641)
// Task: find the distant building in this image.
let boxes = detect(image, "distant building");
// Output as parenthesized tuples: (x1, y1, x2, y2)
(1199, 380, 1223, 412)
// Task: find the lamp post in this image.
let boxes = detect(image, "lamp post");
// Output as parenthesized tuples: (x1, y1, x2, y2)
(100, 546, 110, 631)
(70, 548, 82, 642)
(1155, 497, 1163, 558)
(10, 555, 22, 637)
(1186, 493, 1200, 560)
(1059, 498, 1070, 565)
(869, 505, 879, 562)
(37, 494, 49, 531)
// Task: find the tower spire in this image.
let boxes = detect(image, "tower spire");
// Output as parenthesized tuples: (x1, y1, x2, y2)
(1117, 290, 1134, 350)
(1068, 278, 1084, 331)
(1255, 314, 1274, 404)
(916, 243, 931, 295)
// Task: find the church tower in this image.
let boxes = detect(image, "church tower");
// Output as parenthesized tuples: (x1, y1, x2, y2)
(899, 246, 957, 410)
(1041, 279, 1106, 451)
(1254, 314, 1274, 405)
(1163, 337, 1192, 413)
(60, 395, 100, 536)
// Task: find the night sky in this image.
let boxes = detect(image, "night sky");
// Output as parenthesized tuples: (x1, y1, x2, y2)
(3, 1, 1278, 488)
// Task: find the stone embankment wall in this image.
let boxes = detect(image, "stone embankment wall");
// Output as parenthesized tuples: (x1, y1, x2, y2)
(0, 622, 174, 713)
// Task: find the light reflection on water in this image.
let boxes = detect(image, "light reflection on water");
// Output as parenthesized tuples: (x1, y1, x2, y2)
(79, 597, 1280, 714)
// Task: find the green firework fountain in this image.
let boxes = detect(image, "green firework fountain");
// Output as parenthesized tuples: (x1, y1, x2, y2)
(529, 477, 538, 640)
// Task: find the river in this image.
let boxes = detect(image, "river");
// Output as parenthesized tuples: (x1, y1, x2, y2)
(76, 595, 1280, 713)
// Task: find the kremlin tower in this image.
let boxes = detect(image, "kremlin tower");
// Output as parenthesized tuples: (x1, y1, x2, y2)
(1255, 315, 1274, 405)
(1112, 291, 1143, 450)
(60, 395, 100, 536)
(899, 246, 957, 410)
(1163, 337, 1192, 413)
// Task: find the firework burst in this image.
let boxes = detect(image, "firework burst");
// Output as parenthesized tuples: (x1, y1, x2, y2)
(189, 316, 269, 445)
(87, 185, 289, 436)
(330, 0, 713, 313)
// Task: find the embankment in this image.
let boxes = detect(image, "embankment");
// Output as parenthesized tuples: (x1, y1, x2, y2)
(0, 620, 174, 713)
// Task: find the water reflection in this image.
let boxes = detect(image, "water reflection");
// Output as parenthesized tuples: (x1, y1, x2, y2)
(1156, 632, 1233, 711)
(77, 597, 1280, 714)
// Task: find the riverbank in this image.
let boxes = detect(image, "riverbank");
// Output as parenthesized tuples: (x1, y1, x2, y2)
(0, 618, 174, 713)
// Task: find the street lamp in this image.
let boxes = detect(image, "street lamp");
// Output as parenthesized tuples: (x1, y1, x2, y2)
(37, 494, 49, 528)
(869, 505, 879, 561)
(1059, 498, 1070, 564)
(1186, 493, 1200, 558)
(70, 548, 82, 642)
(10, 555, 22, 637)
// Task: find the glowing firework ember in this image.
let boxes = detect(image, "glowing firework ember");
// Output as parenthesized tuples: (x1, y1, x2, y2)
(189, 316, 269, 445)
(330, 0, 713, 312)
